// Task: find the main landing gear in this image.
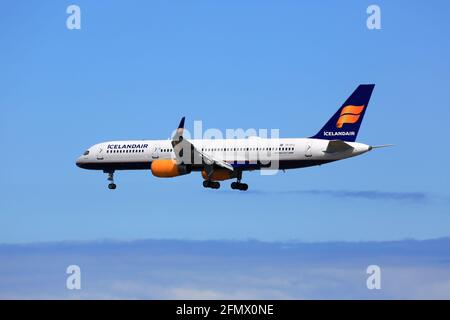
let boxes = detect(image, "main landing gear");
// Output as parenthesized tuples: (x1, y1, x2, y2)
(203, 180, 220, 189)
(231, 181, 248, 191)
(231, 171, 248, 191)
(202, 171, 248, 191)
(202, 180, 248, 191)
(106, 170, 116, 190)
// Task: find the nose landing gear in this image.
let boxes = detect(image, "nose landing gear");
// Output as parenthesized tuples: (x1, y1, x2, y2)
(106, 171, 116, 190)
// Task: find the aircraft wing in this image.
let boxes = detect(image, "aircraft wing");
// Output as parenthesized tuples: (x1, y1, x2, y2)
(196, 147, 234, 171)
(171, 117, 234, 172)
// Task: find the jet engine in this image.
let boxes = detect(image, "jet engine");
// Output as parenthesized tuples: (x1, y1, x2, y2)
(151, 159, 191, 178)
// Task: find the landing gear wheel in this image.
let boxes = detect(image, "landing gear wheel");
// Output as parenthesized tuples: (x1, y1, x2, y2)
(231, 181, 248, 191)
(211, 181, 220, 189)
(105, 170, 116, 190)
(203, 180, 220, 189)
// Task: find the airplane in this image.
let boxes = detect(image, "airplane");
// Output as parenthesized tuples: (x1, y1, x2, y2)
(76, 84, 391, 191)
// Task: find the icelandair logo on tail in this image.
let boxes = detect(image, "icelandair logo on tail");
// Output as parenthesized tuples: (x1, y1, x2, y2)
(323, 105, 365, 137)
(336, 105, 365, 128)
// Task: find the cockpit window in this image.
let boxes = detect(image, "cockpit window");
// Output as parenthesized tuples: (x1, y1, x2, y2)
(83, 150, 90, 156)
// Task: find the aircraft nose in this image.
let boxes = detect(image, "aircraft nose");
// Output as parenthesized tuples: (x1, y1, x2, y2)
(76, 157, 83, 168)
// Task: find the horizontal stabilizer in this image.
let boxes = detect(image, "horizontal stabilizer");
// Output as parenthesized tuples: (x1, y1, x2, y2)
(324, 140, 354, 153)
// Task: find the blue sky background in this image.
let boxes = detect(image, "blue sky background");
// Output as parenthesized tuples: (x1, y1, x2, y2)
(1, 1, 450, 245)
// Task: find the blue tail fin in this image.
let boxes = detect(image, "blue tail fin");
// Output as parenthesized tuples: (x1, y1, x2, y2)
(311, 84, 375, 142)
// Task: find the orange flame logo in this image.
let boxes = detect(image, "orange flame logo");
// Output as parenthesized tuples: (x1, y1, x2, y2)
(336, 105, 365, 128)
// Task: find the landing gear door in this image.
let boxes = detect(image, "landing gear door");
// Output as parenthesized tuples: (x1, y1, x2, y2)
(97, 146, 104, 160)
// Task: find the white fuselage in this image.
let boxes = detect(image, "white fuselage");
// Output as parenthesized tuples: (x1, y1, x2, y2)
(76, 137, 371, 172)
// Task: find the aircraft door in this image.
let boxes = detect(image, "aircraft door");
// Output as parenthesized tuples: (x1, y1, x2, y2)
(152, 146, 160, 159)
(305, 142, 312, 158)
(97, 146, 104, 160)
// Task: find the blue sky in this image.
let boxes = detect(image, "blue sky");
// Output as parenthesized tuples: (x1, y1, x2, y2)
(1, 0, 450, 244)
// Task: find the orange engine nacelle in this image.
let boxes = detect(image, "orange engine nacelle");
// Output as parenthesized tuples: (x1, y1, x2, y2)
(151, 159, 190, 178)
(201, 169, 235, 181)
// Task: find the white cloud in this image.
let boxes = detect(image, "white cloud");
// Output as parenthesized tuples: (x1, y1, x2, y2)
(1, 238, 450, 299)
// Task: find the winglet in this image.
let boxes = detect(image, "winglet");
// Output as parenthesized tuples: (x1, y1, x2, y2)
(177, 116, 185, 136)
(172, 117, 186, 149)
(178, 117, 185, 129)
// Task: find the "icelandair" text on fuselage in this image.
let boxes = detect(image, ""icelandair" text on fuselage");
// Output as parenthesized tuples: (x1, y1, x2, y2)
(324, 131, 355, 137)
(107, 144, 149, 149)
